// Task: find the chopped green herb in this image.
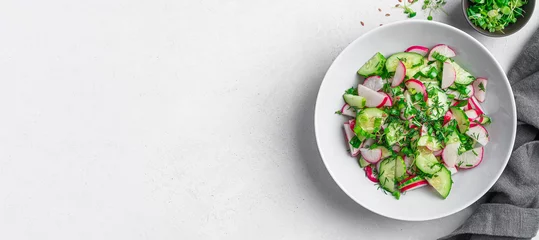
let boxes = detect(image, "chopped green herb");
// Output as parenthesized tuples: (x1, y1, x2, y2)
(350, 136, 361, 148)
(335, 110, 342, 115)
(478, 82, 486, 92)
(467, 0, 528, 33)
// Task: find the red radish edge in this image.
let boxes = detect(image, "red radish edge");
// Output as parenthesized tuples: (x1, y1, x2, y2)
(364, 165, 379, 183)
(405, 79, 428, 101)
(400, 180, 428, 192)
(469, 96, 485, 115)
(405, 46, 429, 56)
(428, 44, 456, 61)
(340, 103, 356, 117)
(360, 148, 382, 164)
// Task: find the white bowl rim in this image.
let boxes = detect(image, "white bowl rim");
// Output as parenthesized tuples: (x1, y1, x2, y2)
(314, 19, 517, 221)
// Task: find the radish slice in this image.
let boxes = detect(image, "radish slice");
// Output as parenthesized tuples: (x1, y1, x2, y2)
(392, 61, 406, 87)
(343, 123, 360, 157)
(381, 93, 393, 107)
(433, 150, 442, 157)
(360, 148, 382, 164)
(363, 76, 385, 92)
(428, 44, 456, 61)
(392, 145, 401, 152)
(441, 60, 456, 89)
(457, 146, 484, 169)
(442, 142, 460, 167)
(340, 103, 356, 117)
(364, 165, 379, 183)
(357, 84, 388, 108)
(465, 109, 479, 121)
(405, 79, 428, 101)
(468, 96, 485, 115)
(443, 111, 453, 125)
(347, 119, 355, 132)
(400, 180, 428, 192)
(465, 125, 489, 146)
(377, 96, 389, 108)
(473, 78, 488, 102)
(405, 45, 429, 56)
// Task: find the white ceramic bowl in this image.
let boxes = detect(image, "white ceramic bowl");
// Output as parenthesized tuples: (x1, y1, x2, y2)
(314, 20, 516, 221)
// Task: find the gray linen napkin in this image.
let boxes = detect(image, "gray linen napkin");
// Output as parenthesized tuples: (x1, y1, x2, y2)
(440, 29, 539, 240)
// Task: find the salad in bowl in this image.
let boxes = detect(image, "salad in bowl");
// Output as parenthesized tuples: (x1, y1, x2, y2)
(338, 44, 491, 200)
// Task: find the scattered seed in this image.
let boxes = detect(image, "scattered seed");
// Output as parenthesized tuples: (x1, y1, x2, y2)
(395, 4, 400, 7)
(398, 0, 402, 2)
(361, 21, 365, 26)
(380, 24, 383, 26)
(385, 13, 390, 16)
(408, 0, 413, 3)
(378, 8, 382, 12)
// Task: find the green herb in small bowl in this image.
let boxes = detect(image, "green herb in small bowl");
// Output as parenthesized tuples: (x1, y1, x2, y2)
(462, 0, 535, 37)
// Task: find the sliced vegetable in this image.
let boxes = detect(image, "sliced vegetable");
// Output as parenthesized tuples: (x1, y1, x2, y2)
(392, 61, 406, 87)
(405, 79, 428, 101)
(358, 52, 386, 77)
(425, 166, 452, 198)
(355, 108, 388, 134)
(472, 77, 487, 102)
(357, 84, 388, 108)
(360, 148, 382, 164)
(340, 103, 356, 117)
(442, 142, 460, 167)
(415, 152, 442, 176)
(465, 124, 490, 146)
(343, 94, 367, 108)
(343, 123, 361, 157)
(395, 156, 407, 181)
(428, 44, 456, 62)
(364, 165, 379, 183)
(450, 107, 470, 133)
(378, 157, 397, 194)
(441, 60, 456, 89)
(363, 76, 385, 92)
(457, 146, 484, 169)
(386, 52, 425, 73)
(405, 45, 429, 56)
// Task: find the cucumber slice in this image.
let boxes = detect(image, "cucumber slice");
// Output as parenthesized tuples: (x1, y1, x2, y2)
(407, 61, 428, 78)
(343, 94, 367, 108)
(358, 52, 387, 77)
(451, 62, 475, 85)
(450, 107, 470, 133)
(395, 156, 407, 181)
(386, 52, 425, 73)
(426, 88, 449, 120)
(425, 166, 453, 198)
(446, 131, 460, 144)
(385, 122, 405, 146)
(379, 157, 397, 193)
(354, 108, 388, 134)
(415, 153, 442, 176)
(358, 156, 370, 168)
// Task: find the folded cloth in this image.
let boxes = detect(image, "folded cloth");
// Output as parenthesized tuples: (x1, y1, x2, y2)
(439, 29, 539, 240)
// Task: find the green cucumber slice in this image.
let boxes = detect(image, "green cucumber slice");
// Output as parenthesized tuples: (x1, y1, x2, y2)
(450, 107, 470, 133)
(395, 156, 407, 181)
(343, 94, 367, 108)
(358, 156, 370, 168)
(426, 88, 449, 120)
(358, 52, 387, 77)
(415, 153, 442, 176)
(386, 52, 425, 73)
(354, 108, 388, 134)
(379, 157, 397, 193)
(451, 62, 475, 85)
(425, 166, 453, 198)
(385, 122, 405, 146)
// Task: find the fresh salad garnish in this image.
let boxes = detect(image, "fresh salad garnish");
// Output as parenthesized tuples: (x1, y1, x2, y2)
(467, 0, 528, 33)
(340, 44, 492, 199)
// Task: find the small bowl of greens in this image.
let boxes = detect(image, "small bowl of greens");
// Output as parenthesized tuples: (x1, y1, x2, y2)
(462, 0, 535, 37)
